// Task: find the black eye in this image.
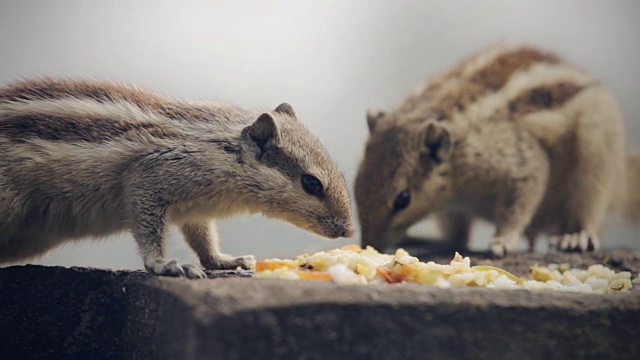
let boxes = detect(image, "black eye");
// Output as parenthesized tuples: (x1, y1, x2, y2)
(301, 174, 323, 197)
(393, 190, 411, 212)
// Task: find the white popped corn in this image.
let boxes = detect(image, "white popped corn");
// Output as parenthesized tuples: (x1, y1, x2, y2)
(254, 245, 635, 294)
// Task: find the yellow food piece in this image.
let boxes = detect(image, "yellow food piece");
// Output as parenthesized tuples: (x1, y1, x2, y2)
(529, 264, 554, 282)
(473, 265, 525, 284)
(340, 244, 363, 252)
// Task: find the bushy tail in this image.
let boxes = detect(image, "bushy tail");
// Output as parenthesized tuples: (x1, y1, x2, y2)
(619, 154, 640, 221)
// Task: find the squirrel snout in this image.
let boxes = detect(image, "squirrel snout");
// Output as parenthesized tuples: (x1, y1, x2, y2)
(320, 218, 355, 239)
(337, 218, 356, 238)
(328, 225, 355, 239)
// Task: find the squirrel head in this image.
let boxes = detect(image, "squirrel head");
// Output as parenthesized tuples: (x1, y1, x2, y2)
(238, 103, 354, 239)
(355, 108, 455, 251)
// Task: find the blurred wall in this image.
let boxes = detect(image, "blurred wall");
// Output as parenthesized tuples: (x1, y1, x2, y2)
(1, 0, 639, 269)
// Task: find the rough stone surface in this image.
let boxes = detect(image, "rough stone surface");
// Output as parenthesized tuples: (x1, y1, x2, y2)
(0, 265, 138, 359)
(0, 266, 250, 359)
(1, 251, 639, 360)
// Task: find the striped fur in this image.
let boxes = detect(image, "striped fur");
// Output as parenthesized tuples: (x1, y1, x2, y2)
(355, 42, 627, 256)
(0, 79, 354, 277)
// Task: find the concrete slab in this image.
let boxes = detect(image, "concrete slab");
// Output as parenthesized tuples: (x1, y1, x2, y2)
(1, 251, 639, 360)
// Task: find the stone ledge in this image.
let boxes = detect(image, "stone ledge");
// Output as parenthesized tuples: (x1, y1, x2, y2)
(1, 251, 639, 360)
(126, 278, 640, 360)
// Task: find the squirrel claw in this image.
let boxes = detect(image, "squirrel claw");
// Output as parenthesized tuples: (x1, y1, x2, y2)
(490, 242, 507, 258)
(145, 259, 206, 279)
(489, 233, 520, 258)
(202, 254, 256, 271)
(551, 230, 599, 252)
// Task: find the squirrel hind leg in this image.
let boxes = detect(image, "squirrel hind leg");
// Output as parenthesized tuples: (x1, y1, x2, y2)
(553, 87, 624, 252)
(549, 170, 608, 253)
(553, 150, 618, 253)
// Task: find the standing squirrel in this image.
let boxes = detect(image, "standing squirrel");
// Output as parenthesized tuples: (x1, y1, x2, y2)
(0, 78, 354, 278)
(355, 42, 637, 257)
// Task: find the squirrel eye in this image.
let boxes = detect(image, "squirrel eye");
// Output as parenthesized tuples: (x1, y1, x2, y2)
(301, 174, 323, 197)
(393, 190, 411, 212)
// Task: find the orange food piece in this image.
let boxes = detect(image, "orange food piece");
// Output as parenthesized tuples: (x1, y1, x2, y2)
(297, 271, 333, 281)
(376, 264, 419, 283)
(376, 266, 396, 283)
(255, 260, 298, 272)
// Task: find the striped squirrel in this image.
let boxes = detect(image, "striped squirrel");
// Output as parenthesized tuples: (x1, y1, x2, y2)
(355, 42, 637, 257)
(0, 78, 354, 278)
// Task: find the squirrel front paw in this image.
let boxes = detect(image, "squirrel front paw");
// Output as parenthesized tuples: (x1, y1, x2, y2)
(489, 233, 521, 258)
(202, 254, 256, 270)
(144, 259, 207, 279)
(550, 230, 599, 252)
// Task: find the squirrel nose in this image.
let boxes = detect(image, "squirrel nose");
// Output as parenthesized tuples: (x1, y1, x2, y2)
(322, 219, 355, 239)
(339, 223, 355, 238)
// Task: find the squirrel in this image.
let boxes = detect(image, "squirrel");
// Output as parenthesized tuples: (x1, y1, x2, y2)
(0, 78, 354, 278)
(355, 42, 637, 257)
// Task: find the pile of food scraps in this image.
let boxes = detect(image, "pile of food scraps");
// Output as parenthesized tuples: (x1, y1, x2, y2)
(253, 245, 634, 294)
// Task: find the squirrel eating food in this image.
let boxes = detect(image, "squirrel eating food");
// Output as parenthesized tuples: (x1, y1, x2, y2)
(0, 78, 354, 278)
(355, 42, 637, 257)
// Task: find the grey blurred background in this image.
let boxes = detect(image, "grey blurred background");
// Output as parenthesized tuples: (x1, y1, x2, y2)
(1, 0, 639, 269)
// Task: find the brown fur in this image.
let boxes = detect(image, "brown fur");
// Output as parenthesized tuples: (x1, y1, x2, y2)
(469, 47, 560, 90)
(0, 77, 225, 122)
(355, 42, 629, 256)
(0, 78, 354, 277)
(508, 82, 587, 115)
(0, 113, 180, 143)
(394, 46, 561, 124)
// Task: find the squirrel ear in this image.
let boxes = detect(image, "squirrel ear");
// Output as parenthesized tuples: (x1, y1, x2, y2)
(422, 123, 452, 164)
(274, 102, 296, 118)
(243, 113, 278, 151)
(366, 107, 386, 133)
